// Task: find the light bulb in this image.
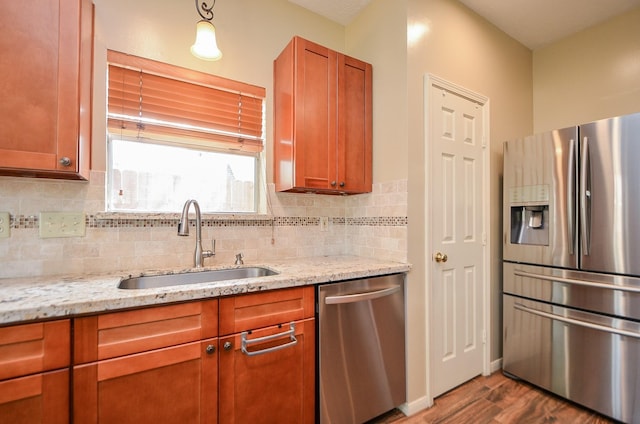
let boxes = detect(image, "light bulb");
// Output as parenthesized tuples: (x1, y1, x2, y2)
(191, 20, 222, 61)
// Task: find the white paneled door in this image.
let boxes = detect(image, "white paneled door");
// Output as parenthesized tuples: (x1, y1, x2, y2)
(426, 76, 488, 399)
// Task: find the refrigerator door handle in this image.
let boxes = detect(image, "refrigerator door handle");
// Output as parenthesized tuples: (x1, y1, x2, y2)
(514, 302, 640, 339)
(514, 269, 640, 293)
(580, 136, 591, 255)
(567, 137, 576, 255)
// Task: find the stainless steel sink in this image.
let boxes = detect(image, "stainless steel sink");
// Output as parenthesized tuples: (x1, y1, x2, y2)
(118, 267, 278, 289)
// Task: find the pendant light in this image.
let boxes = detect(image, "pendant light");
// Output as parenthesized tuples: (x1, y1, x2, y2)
(191, 0, 223, 61)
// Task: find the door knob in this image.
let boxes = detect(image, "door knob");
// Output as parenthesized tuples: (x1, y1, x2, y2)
(434, 252, 448, 263)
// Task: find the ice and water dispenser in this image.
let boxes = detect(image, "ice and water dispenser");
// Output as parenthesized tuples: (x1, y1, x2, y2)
(508, 185, 549, 246)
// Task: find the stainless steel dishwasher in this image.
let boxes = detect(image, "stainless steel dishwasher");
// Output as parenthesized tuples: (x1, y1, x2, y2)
(317, 273, 406, 423)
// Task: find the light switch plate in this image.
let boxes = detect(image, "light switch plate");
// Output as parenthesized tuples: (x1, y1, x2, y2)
(39, 212, 86, 238)
(0, 212, 10, 239)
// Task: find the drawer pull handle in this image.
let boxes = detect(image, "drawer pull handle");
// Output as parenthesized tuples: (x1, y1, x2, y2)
(241, 322, 297, 356)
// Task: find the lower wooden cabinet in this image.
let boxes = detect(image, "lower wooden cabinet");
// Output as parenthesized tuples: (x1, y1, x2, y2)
(73, 300, 219, 423)
(219, 318, 315, 424)
(0, 319, 70, 424)
(73, 338, 218, 423)
(218, 287, 316, 424)
(3, 288, 316, 422)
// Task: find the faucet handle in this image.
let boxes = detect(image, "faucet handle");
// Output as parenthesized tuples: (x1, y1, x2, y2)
(235, 253, 244, 265)
(203, 239, 216, 258)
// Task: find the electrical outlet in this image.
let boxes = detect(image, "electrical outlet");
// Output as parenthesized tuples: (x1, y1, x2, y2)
(320, 217, 329, 232)
(0, 212, 10, 239)
(39, 212, 86, 238)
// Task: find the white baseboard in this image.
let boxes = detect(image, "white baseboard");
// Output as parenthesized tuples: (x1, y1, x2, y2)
(398, 395, 431, 416)
(490, 358, 503, 373)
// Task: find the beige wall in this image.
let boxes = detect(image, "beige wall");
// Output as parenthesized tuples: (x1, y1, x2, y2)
(533, 7, 640, 132)
(92, 0, 346, 175)
(405, 0, 532, 407)
(345, 1, 409, 184)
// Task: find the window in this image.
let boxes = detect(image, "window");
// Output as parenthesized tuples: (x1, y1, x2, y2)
(106, 51, 266, 213)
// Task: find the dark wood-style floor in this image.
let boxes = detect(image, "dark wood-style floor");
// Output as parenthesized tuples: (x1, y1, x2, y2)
(370, 371, 617, 423)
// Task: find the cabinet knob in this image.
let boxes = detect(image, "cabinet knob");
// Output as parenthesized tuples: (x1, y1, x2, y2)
(205, 344, 216, 354)
(339, 182, 345, 188)
(330, 181, 337, 187)
(59, 157, 72, 167)
(223, 341, 233, 351)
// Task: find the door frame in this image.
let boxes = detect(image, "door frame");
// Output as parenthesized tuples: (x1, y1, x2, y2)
(423, 74, 491, 404)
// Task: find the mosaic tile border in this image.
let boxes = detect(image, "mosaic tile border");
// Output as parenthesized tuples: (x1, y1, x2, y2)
(348, 217, 408, 226)
(8, 214, 407, 229)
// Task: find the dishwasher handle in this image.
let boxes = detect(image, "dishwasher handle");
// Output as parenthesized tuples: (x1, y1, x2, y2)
(324, 285, 401, 305)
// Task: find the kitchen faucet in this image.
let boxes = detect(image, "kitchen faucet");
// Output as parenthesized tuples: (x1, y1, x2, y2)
(177, 199, 214, 268)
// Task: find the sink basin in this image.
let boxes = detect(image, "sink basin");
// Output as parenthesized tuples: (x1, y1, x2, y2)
(118, 267, 278, 290)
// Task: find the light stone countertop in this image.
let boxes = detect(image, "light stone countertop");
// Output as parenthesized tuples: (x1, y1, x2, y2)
(0, 256, 411, 325)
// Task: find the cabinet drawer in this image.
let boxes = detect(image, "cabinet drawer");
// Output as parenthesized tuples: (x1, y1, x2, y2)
(74, 300, 218, 364)
(0, 320, 70, 381)
(219, 287, 314, 335)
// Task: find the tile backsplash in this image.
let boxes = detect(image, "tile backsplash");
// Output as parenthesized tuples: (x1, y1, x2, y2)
(0, 171, 407, 279)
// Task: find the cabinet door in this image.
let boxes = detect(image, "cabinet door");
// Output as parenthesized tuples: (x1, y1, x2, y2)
(274, 36, 372, 194)
(219, 319, 315, 424)
(337, 54, 373, 193)
(74, 339, 218, 423)
(0, 0, 93, 179)
(294, 38, 338, 191)
(0, 369, 69, 424)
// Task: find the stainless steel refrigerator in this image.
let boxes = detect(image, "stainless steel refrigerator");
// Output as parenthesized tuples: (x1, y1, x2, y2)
(502, 112, 640, 423)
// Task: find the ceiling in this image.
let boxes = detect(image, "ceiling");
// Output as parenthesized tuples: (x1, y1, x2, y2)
(288, 0, 640, 49)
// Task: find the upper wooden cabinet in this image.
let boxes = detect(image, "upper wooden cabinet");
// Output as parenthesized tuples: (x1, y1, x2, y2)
(0, 0, 93, 180)
(274, 36, 372, 194)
